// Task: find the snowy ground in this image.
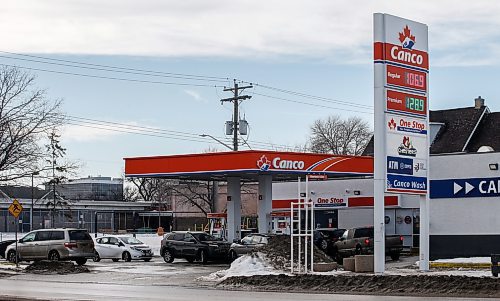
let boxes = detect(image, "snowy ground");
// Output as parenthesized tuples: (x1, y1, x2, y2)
(433, 257, 490, 264)
(1, 231, 495, 279)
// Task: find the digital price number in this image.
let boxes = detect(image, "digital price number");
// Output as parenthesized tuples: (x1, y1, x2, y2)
(405, 72, 425, 89)
(405, 96, 425, 112)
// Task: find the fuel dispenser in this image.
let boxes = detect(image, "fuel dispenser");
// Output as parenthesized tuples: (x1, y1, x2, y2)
(271, 211, 291, 235)
(206, 213, 227, 239)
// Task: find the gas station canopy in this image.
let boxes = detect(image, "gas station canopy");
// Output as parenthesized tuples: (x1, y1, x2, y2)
(124, 150, 374, 181)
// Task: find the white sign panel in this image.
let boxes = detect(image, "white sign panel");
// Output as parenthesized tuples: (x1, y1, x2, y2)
(386, 113, 427, 136)
(386, 132, 427, 160)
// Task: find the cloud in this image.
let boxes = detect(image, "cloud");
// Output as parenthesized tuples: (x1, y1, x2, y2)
(1, 1, 500, 65)
(184, 89, 205, 102)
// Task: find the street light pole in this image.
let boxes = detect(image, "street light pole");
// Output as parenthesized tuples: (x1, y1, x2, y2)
(199, 134, 234, 151)
(31, 171, 39, 231)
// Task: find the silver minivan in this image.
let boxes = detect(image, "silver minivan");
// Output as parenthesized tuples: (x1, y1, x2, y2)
(6, 228, 95, 265)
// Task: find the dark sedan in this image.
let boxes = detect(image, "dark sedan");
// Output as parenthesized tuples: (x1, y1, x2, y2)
(314, 228, 346, 255)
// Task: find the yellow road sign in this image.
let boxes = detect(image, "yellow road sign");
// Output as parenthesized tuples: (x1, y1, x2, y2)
(8, 199, 23, 218)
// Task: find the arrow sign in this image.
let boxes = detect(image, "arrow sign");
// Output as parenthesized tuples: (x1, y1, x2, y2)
(465, 182, 474, 194)
(431, 177, 500, 199)
(453, 182, 463, 195)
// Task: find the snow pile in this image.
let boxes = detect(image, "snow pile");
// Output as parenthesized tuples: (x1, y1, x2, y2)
(201, 252, 285, 282)
(433, 257, 490, 264)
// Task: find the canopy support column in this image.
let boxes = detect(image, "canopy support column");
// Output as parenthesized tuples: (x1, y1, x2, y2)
(227, 177, 241, 242)
(258, 175, 272, 233)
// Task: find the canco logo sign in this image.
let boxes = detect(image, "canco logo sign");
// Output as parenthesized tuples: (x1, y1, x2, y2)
(390, 25, 424, 66)
(257, 155, 305, 171)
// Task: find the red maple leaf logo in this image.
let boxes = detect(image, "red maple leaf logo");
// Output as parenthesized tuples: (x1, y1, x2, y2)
(388, 118, 397, 130)
(399, 25, 416, 44)
(257, 155, 271, 171)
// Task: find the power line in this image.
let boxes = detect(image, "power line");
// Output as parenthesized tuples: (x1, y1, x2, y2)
(252, 92, 374, 115)
(0, 50, 229, 81)
(0, 54, 228, 83)
(239, 80, 374, 110)
(66, 115, 300, 150)
(0, 51, 375, 117)
(1, 50, 372, 111)
(0, 63, 221, 88)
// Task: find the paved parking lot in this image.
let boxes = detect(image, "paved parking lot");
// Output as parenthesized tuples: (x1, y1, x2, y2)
(0, 257, 229, 288)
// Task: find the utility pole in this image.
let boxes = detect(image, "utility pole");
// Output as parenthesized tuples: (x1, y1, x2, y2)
(220, 80, 252, 151)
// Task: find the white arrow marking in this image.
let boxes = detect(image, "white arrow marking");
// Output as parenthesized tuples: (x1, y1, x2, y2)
(465, 182, 474, 194)
(453, 182, 463, 195)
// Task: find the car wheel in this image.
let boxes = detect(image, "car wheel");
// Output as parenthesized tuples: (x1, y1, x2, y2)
(163, 249, 174, 263)
(229, 250, 238, 262)
(390, 252, 400, 261)
(7, 250, 17, 263)
(355, 245, 362, 255)
(199, 249, 208, 264)
(186, 257, 195, 263)
(112, 258, 120, 262)
(320, 240, 329, 251)
(93, 252, 101, 262)
(144, 258, 152, 262)
(75, 258, 87, 266)
(48, 250, 60, 261)
(122, 251, 132, 262)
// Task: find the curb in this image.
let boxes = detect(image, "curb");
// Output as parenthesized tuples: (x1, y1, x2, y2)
(430, 262, 491, 269)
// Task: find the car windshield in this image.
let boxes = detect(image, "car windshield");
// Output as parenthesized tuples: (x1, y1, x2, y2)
(191, 233, 219, 242)
(119, 237, 143, 245)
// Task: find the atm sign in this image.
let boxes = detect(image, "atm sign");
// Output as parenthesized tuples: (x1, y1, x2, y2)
(386, 89, 427, 117)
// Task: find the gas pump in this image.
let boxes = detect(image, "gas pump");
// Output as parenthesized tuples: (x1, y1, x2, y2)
(271, 211, 291, 235)
(206, 213, 227, 239)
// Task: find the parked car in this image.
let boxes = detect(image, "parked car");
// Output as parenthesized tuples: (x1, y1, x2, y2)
(229, 233, 272, 261)
(0, 240, 16, 259)
(160, 231, 231, 264)
(5, 228, 95, 265)
(93, 235, 153, 262)
(333, 226, 403, 263)
(313, 228, 346, 255)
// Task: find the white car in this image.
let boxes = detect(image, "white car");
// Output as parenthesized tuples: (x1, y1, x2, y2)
(93, 235, 153, 262)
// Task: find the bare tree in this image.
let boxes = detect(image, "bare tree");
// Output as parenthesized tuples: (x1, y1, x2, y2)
(170, 180, 217, 216)
(0, 66, 63, 182)
(309, 115, 372, 155)
(128, 177, 172, 209)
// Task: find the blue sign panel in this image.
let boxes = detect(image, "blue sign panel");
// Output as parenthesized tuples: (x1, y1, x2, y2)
(430, 177, 500, 199)
(387, 156, 413, 175)
(396, 125, 427, 135)
(387, 174, 427, 193)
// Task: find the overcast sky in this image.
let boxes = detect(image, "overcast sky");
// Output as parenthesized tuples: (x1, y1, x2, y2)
(1, 1, 500, 180)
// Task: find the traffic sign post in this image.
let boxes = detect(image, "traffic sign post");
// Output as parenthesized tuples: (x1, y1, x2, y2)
(8, 199, 23, 268)
(374, 13, 429, 273)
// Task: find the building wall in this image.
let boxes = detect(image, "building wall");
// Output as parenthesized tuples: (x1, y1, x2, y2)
(54, 177, 123, 201)
(429, 152, 500, 259)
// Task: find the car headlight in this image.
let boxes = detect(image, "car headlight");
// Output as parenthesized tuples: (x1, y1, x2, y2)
(131, 247, 141, 251)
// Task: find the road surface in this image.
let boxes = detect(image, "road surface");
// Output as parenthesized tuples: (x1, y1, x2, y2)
(0, 278, 489, 301)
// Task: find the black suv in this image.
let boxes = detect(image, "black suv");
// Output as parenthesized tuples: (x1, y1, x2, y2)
(160, 231, 231, 264)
